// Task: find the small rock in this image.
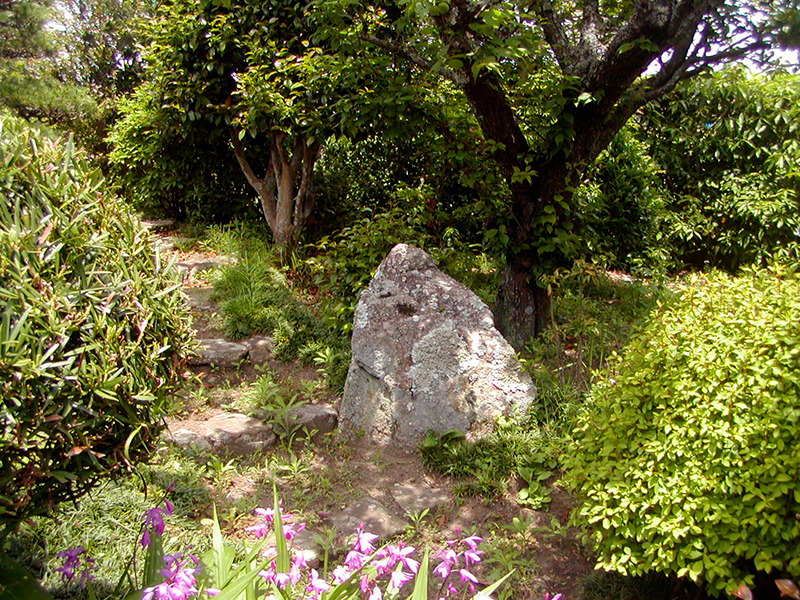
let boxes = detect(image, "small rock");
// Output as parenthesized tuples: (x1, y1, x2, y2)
(262, 528, 324, 569)
(242, 335, 273, 364)
(391, 482, 449, 515)
(518, 508, 551, 530)
(158, 236, 194, 252)
(141, 218, 176, 232)
(291, 404, 338, 437)
(176, 256, 237, 279)
(189, 339, 248, 367)
(330, 499, 407, 540)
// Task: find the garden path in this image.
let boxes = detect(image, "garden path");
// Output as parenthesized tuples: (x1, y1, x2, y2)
(144, 221, 594, 600)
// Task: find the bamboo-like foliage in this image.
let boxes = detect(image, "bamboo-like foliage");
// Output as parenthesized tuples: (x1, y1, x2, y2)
(0, 112, 195, 533)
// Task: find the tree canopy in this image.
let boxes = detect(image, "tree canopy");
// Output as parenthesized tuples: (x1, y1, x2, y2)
(0, 0, 97, 123)
(308, 0, 799, 346)
(106, 0, 800, 345)
(113, 0, 452, 250)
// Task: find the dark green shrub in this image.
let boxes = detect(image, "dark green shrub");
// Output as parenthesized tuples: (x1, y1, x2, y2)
(108, 84, 259, 223)
(576, 125, 670, 274)
(564, 267, 800, 595)
(641, 68, 800, 272)
(0, 113, 195, 532)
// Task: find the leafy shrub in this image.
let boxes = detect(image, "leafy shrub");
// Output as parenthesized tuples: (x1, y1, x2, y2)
(641, 68, 800, 272)
(564, 267, 800, 595)
(108, 84, 258, 223)
(575, 125, 670, 274)
(0, 113, 195, 531)
(307, 198, 500, 333)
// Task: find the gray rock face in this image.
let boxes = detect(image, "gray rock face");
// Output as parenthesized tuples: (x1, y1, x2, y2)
(339, 244, 536, 448)
(141, 218, 176, 232)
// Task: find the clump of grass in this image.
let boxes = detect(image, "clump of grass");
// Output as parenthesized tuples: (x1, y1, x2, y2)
(420, 419, 552, 500)
(527, 261, 671, 393)
(199, 220, 272, 257)
(205, 225, 351, 369)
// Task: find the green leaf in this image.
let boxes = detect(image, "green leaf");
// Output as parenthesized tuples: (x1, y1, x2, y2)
(472, 570, 515, 599)
(0, 552, 53, 600)
(272, 484, 290, 574)
(143, 533, 165, 588)
(406, 549, 429, 600)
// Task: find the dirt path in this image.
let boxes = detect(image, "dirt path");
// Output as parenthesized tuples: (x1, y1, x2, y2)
(153, 225, 595, 600)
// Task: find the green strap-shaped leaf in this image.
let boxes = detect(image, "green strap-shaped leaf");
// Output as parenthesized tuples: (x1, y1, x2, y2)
(406, 549, 429, 600)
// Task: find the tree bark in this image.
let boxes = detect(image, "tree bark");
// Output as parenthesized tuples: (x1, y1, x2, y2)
(230, 128, 320, 255)
(368, 0, 772, 348)
(494, 248, 551, 349)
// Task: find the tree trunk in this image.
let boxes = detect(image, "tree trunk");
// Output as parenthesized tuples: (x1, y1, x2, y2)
(229, 129, 320, 257)
(494, 248, 551, 350)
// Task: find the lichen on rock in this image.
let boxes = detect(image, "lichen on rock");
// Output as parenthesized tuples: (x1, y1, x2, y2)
(339, 243, 536, 448)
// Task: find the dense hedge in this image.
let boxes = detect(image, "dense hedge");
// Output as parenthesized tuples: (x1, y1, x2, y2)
(0, 113, 195, 530)
(564, 267, 800, 595)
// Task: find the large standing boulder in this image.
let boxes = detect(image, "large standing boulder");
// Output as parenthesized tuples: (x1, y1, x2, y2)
(339, 244, 536, 447)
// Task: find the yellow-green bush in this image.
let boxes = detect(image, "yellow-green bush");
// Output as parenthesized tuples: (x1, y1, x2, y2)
(564, 267, 800, 595)
(0, 113, 195, 531)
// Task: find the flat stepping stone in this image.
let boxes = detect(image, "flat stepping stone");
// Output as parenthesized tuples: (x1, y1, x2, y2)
(190, 339, 248, 367)
(141, 218, 176, 232)
(391, 482, 449, 515)
(167, 412, 276, 456)
(184, 287, 216, 313)
(330, 499, 406, 540)
(261, 528, 324, 569)
(176, 255, 236, 277)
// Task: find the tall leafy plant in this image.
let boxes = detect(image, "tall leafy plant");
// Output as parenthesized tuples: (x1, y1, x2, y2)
(641, 67, 800, 271)
(0, 112, 195, 532)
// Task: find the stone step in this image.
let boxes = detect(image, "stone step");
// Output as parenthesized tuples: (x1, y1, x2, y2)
(141, 218, 176, 232)
(189, 338, 249, 367)
(166, 412, 276, 455)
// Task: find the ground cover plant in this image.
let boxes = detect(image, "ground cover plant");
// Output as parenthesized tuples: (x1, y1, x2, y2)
(203, 223, 351, 392)
(0, 112, 194, 532)
(564, 266, 800, 596)
(37, 484, 515, 600)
